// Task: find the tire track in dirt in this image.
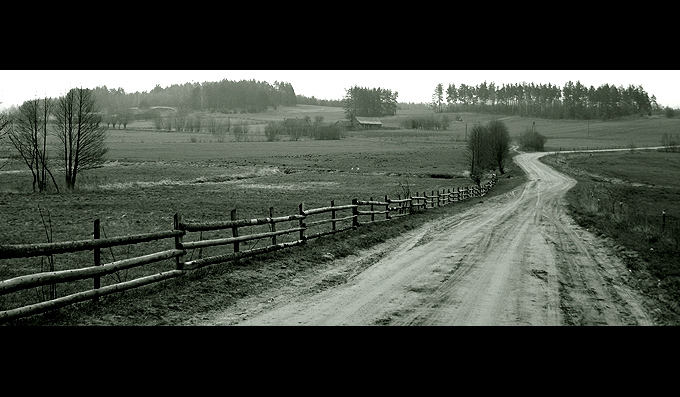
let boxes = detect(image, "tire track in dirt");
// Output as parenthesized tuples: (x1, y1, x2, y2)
(203, 151, 655, 326)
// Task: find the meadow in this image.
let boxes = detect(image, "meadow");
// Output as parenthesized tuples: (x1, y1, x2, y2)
(542, 150, 680, 322)
(2, 104, 680, 324)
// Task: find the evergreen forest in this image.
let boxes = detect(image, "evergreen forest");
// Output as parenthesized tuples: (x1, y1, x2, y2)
(432, 81, 660, 120)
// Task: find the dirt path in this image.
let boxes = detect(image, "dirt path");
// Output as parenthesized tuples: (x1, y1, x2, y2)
(195, 152, 655, 326)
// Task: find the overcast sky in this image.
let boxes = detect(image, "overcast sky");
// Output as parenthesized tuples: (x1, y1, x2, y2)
(1, 70, 678, 110)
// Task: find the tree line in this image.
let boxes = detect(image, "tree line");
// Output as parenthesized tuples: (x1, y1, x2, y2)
(0, 88, 107, 192)
(433, 81, 659, 120)
(89, 79, 298, 124)
(343, 86, 398, 118)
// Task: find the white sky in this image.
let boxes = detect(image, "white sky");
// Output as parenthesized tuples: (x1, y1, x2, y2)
(1, 70, 679, 110)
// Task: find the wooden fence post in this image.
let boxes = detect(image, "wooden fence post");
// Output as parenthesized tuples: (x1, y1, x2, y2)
(331, 200, 337, 231)
(299, 203, 306, 241)
(231, 209, 239, 253)
(385, 195, 390, 220)
(369, 198, 374, 223)
(270, 207, 276, 245)
(93, 218, 101, 302)
(662, 210, 666, 233)
(352, 199, 360, 228)
(174, 213, 184, 270)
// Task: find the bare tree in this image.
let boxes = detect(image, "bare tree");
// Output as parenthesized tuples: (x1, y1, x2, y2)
(118, 107, 131, 129)
(466, 123, 489, 186)
(0, 110, 10, 134)
(487, 119, 511, 174)
(174, 108, 187, 131)
(5, 98, 60, 192)
(0, 109, 13, 170)
(54, 87, 108, 190)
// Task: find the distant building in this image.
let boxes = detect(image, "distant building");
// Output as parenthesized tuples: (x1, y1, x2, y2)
(333, 119, 353, 132)
(352, 116, 382, 129)
(149, 106, 177, 115)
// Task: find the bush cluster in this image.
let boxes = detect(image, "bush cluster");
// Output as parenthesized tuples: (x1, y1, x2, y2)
(265, 117, 345, 141)
(400, 114, 450, 130)
(518, 127, 547, 151)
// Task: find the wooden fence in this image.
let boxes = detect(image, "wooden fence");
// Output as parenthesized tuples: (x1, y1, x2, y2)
(0, 177, 497, 323)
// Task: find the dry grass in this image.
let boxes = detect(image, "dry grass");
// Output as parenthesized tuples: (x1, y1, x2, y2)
(3, 105, 678, 325)
(542, 150, 680, 324)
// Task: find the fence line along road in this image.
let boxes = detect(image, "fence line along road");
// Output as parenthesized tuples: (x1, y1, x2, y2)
(0, 176, 498, 323)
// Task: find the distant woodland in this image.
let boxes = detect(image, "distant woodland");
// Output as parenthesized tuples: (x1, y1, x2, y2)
(25, 77, 668, 126)
(431, 81, 661, 120)
(92, 79, 298, 115)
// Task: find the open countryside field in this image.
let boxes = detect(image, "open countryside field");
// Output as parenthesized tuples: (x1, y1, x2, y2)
(2, 104, 680, 325)
(542, 150, 680, 322)
(1, 107, 501, 323)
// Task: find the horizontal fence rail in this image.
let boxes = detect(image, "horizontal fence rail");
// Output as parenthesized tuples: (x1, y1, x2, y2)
(0, 176, 498, 323)
(0, 230, 184, 259)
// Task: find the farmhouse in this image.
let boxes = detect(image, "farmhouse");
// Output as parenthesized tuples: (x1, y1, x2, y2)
(352, 116, 382, 129)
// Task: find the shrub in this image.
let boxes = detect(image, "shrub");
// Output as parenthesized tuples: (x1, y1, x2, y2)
(661, 132, 680, 152)
(264, 122, 283, 142)
(233, 122, 248, 142)
(400, 114, 450, 130)
(518, 127, 547, 151)
(209, 118, 230, 142)
(313, 124, 344, 140)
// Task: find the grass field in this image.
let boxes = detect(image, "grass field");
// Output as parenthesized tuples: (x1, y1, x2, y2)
(542, 150, 680, 323)
(2, 105, 680, 325)
(1, 108, 500, 322)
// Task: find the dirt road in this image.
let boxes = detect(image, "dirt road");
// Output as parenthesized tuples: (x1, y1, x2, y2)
(199, 151, 655, 326)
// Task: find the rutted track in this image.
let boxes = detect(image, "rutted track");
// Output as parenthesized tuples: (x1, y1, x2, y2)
(199, 151, 655, 326)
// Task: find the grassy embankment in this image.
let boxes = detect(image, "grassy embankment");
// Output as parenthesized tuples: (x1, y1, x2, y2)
(542, 150, 680, 324)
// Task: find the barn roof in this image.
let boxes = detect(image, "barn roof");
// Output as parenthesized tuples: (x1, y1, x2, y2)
(353, 117, 382, 125)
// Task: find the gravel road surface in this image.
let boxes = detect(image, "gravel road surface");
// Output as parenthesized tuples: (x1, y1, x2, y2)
(198, 151, 655, 326)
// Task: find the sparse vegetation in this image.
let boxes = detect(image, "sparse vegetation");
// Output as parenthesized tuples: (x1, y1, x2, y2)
(264, 122, 282, 142)
(542, 150, 680, 324)
(661, 132, 679, 152)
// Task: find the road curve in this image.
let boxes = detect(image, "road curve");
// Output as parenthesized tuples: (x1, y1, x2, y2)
(210, 151, 655, 326)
